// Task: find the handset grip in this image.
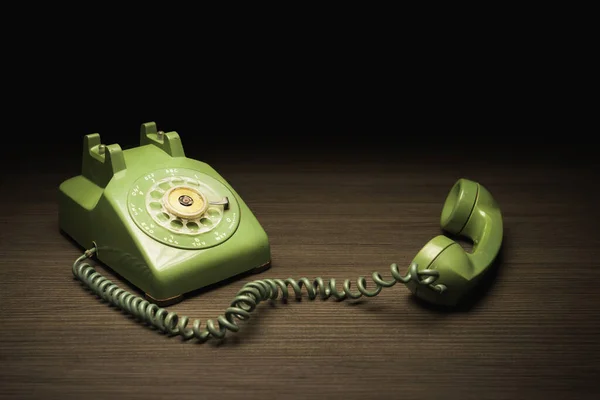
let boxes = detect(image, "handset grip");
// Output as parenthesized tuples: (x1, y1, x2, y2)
(407, 179, 503, 306)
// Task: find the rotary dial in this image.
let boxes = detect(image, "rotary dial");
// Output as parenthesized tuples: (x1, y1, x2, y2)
(128, 168, 240, 249)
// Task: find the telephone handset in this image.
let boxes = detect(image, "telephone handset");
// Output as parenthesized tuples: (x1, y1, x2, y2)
(408, 178, 503, 306)
(63, 122, 503, 342)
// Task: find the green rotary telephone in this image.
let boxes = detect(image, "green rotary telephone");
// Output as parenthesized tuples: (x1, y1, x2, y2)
(61, 122, 504, 342)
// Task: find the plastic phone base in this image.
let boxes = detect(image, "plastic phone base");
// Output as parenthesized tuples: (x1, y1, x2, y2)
(59, 122, 271, 303)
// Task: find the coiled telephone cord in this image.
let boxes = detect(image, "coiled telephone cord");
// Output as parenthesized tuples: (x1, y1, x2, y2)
(73, 247, 446, 342)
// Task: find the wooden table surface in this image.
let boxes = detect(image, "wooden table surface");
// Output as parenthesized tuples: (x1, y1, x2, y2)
(1, 147, 599, 399)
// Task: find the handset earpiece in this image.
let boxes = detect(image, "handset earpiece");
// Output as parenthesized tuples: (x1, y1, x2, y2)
(406, 178, 503, 306)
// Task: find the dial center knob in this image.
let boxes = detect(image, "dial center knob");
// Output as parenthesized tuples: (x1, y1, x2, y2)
(163, 186, 207, 219)
(178, 195, 194, 206)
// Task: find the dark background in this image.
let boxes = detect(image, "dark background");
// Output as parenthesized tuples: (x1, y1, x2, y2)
(6, 41, 595, 172)
(20, 75, 594, 155)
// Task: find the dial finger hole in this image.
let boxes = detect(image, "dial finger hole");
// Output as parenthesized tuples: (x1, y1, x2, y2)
(171, 178, 184, 185)
(150, 190, 162, 199)
(200, 217, 212, 227)
(149, 202, 162, 210)
(186, 222, 199, 232)
(159, 182, 171, 190)
(207, 208, 221, 218)
(156, 212, 170, 222)
(170, 219, 184, 229)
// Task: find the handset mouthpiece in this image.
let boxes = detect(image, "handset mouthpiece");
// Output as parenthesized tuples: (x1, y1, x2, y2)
(406, 179, 503, 307)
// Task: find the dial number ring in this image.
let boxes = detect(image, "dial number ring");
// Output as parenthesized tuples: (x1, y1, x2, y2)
(128, 168, 240, 249)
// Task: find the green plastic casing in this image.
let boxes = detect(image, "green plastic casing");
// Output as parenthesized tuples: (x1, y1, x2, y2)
(406, 179, 503, 306)
(59, 122, 271, 301)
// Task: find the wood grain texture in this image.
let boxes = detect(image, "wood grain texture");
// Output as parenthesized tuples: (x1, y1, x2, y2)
(1, 154, 599, 400)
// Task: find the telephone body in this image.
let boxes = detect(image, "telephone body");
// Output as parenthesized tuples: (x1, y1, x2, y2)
(64, 122, 504, 342)
(59, 122, 271, 303)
